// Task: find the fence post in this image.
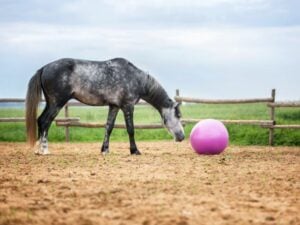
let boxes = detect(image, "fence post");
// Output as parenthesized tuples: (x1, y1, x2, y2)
(175, 89, 181, 103)
(64, 104, 70, 142)
(269, 89, 276, 146)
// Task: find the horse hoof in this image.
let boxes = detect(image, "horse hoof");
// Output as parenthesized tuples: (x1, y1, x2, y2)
(101, 151, 109, 156)
(34, 151, 50, 155)
(101, 148, 109, 156)
(131, 149, 141, 155)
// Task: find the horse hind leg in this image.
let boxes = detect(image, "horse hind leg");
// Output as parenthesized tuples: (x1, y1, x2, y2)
(34, 105, 48, 154)
(36, 103, 62, 155)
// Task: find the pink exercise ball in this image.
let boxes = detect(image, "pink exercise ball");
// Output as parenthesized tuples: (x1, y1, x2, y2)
(190, 119, 229, 155)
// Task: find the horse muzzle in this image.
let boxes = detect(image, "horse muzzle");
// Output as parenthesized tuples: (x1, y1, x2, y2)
(175, 132, 185, 142)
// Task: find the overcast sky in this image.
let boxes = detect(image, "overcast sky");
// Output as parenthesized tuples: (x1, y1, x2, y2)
(0, 0, 299, 100)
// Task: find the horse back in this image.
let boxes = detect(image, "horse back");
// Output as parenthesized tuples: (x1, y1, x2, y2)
(41, 58, 146, 106)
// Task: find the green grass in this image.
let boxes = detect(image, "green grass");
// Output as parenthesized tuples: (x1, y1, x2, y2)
(0, 103, 299, 145)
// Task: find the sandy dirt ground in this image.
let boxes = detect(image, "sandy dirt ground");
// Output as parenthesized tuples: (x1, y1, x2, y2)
(0, 141, 299, 225)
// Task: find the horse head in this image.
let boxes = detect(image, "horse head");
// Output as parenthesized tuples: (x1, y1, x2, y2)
(161, 101, 185, 142)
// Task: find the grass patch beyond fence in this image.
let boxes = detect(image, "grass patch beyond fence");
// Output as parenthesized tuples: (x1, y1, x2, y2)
(0, 103, 299, 145)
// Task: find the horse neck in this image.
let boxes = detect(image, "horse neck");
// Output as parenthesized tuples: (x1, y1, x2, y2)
(141, 77, 171, 113)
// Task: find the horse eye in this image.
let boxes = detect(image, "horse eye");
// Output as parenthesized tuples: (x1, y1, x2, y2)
(174, 108, 181, 118)
(163, 117, 167, 124)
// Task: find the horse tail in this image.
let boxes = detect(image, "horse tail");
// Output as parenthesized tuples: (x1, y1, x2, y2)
(25, 68, 43, 147)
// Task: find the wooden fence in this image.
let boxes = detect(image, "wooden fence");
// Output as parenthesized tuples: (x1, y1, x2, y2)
(60, 101, 166, 142)
(174, 89, 300, 145)
(0, 98, 80, 142)
(0, 89, 299, 145)
(266, 102, 300, 145)
(0, 99, 165, 142)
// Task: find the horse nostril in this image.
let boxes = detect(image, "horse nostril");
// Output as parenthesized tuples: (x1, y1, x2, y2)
(175, 133, 185, 142)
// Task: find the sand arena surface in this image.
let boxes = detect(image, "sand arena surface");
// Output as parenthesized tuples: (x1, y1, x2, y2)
(0, 141, 299, 225)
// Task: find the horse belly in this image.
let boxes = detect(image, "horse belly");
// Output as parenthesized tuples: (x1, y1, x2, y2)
(73, 85, 126, 106)
(73, 90, 106, 106)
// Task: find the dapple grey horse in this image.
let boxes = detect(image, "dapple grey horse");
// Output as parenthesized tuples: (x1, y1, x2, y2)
(26, 58, 185, 155)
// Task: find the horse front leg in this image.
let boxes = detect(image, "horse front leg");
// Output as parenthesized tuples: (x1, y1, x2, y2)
(101, 105, 119, 155)
(122, 105, 141, 155)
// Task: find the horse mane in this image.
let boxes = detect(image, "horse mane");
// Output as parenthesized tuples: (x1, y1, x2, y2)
(142, 74, 172, 111)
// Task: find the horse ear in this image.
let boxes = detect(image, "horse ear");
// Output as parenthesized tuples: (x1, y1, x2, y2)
(174, 102, 182, 118)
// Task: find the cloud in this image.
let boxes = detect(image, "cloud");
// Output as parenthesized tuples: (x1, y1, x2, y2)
(55, 0, 298, 27)
(0, 1, 299, 99)
(1, 0, 299, 27)
(1, 22, 299, 64)
(106, 0, 269, 10)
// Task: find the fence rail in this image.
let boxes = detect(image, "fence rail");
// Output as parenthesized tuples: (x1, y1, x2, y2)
(0, 98, 26, 103)
(1, 89, 299, 145)
(181, 119, 274, 126)
(56, 121, 165, 129)
(174, 96, 274, 104)
(0, 117, 80, 123)
(268, 102, 300, 108)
